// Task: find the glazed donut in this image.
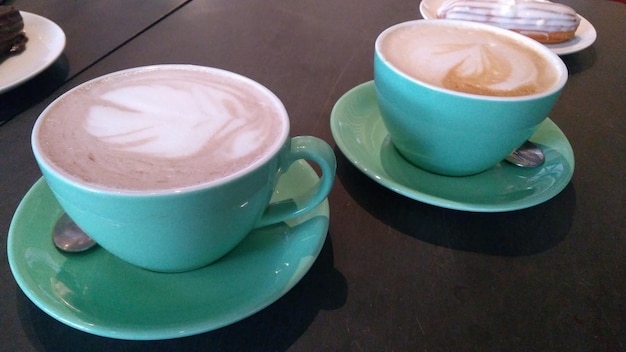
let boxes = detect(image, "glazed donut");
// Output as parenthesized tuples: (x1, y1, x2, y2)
(437, 0, 581, 44)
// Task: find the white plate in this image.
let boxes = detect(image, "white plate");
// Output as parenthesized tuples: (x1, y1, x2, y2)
(418, 0, 596, 56)
(0, 12, 66, 93)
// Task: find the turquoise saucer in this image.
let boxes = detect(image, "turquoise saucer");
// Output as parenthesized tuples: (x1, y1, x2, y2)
(8, 160, 329, 340)
(330, 81, 575, 212)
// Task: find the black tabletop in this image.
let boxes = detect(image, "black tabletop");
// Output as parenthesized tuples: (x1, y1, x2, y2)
(1, 0, 625, 351)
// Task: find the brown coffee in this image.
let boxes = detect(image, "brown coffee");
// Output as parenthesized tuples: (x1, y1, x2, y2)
(36, 66, 287, 192)
(378, 23, 559, 97)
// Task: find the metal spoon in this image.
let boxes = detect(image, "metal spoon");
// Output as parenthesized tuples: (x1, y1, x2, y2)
(505, 140, 545, 168)
(52, 213, 97, 252)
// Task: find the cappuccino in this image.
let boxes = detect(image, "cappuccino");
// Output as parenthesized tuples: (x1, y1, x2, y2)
(378, 23, 559, 97)
(35, 66, 287, 192)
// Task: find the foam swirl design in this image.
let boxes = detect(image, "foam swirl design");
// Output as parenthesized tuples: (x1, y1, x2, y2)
(85, 80, 266, 160)
(37, 67, 284, 191)
(437, 42, 538, 95)
(380, 25, 554, 96)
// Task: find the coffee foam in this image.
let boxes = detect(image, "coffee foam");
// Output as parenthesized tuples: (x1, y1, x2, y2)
(85, 78, 266, 159)
(36, 67, 287, 192)
(379, 24, 558, 96)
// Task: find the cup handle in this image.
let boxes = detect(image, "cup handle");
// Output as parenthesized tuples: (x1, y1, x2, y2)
(256, 136, 336, 227)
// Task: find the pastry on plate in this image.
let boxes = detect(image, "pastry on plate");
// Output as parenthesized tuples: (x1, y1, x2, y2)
(437, 0, 580, 44)
(0, 6, 28, 59)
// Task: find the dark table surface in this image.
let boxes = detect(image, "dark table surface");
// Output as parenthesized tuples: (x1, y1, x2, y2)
(1, 0, 625, 351)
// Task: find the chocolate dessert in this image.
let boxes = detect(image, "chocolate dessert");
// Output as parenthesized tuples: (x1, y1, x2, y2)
(0, 6, 28, 60)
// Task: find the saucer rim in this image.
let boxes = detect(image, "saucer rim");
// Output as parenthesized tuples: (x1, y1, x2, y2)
(418, 0, 596, 56)
(7, 160, 329, 340)
(330, 81, 575, 212)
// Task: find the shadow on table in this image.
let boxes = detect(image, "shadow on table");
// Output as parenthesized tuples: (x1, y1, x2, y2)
(0, 54, 69, 125)
(560, 46, 597, 76)
(17, 235, 347, 352)
(337, 151, 576, 257)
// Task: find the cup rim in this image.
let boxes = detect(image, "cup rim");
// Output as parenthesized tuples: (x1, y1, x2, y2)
(31, 64, 291, 196)
(375, 19, 569, 101)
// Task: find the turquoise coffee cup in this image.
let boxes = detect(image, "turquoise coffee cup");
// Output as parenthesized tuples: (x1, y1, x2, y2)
(374, 20, 568, 176)
(32, 65, 336, 272)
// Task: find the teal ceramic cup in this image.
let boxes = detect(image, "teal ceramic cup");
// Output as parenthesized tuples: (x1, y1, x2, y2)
(32, 66, 336, 272)
(374, 20, 568, 176)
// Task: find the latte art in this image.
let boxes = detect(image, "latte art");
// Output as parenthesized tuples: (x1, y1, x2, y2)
(36, 67, 287, 191)
(439, 42, 538, 95)
(379, 25, 558, 96)
(85, 79, 267, 159)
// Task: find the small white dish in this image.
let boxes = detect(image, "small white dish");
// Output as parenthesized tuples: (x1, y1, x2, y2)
(0, 12, 66, 93)
(418, 0, 596, 56)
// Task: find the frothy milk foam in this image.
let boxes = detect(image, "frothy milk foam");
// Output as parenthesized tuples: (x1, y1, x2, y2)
(379, 24, 558, 97)
(36, 67, 286, 191)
